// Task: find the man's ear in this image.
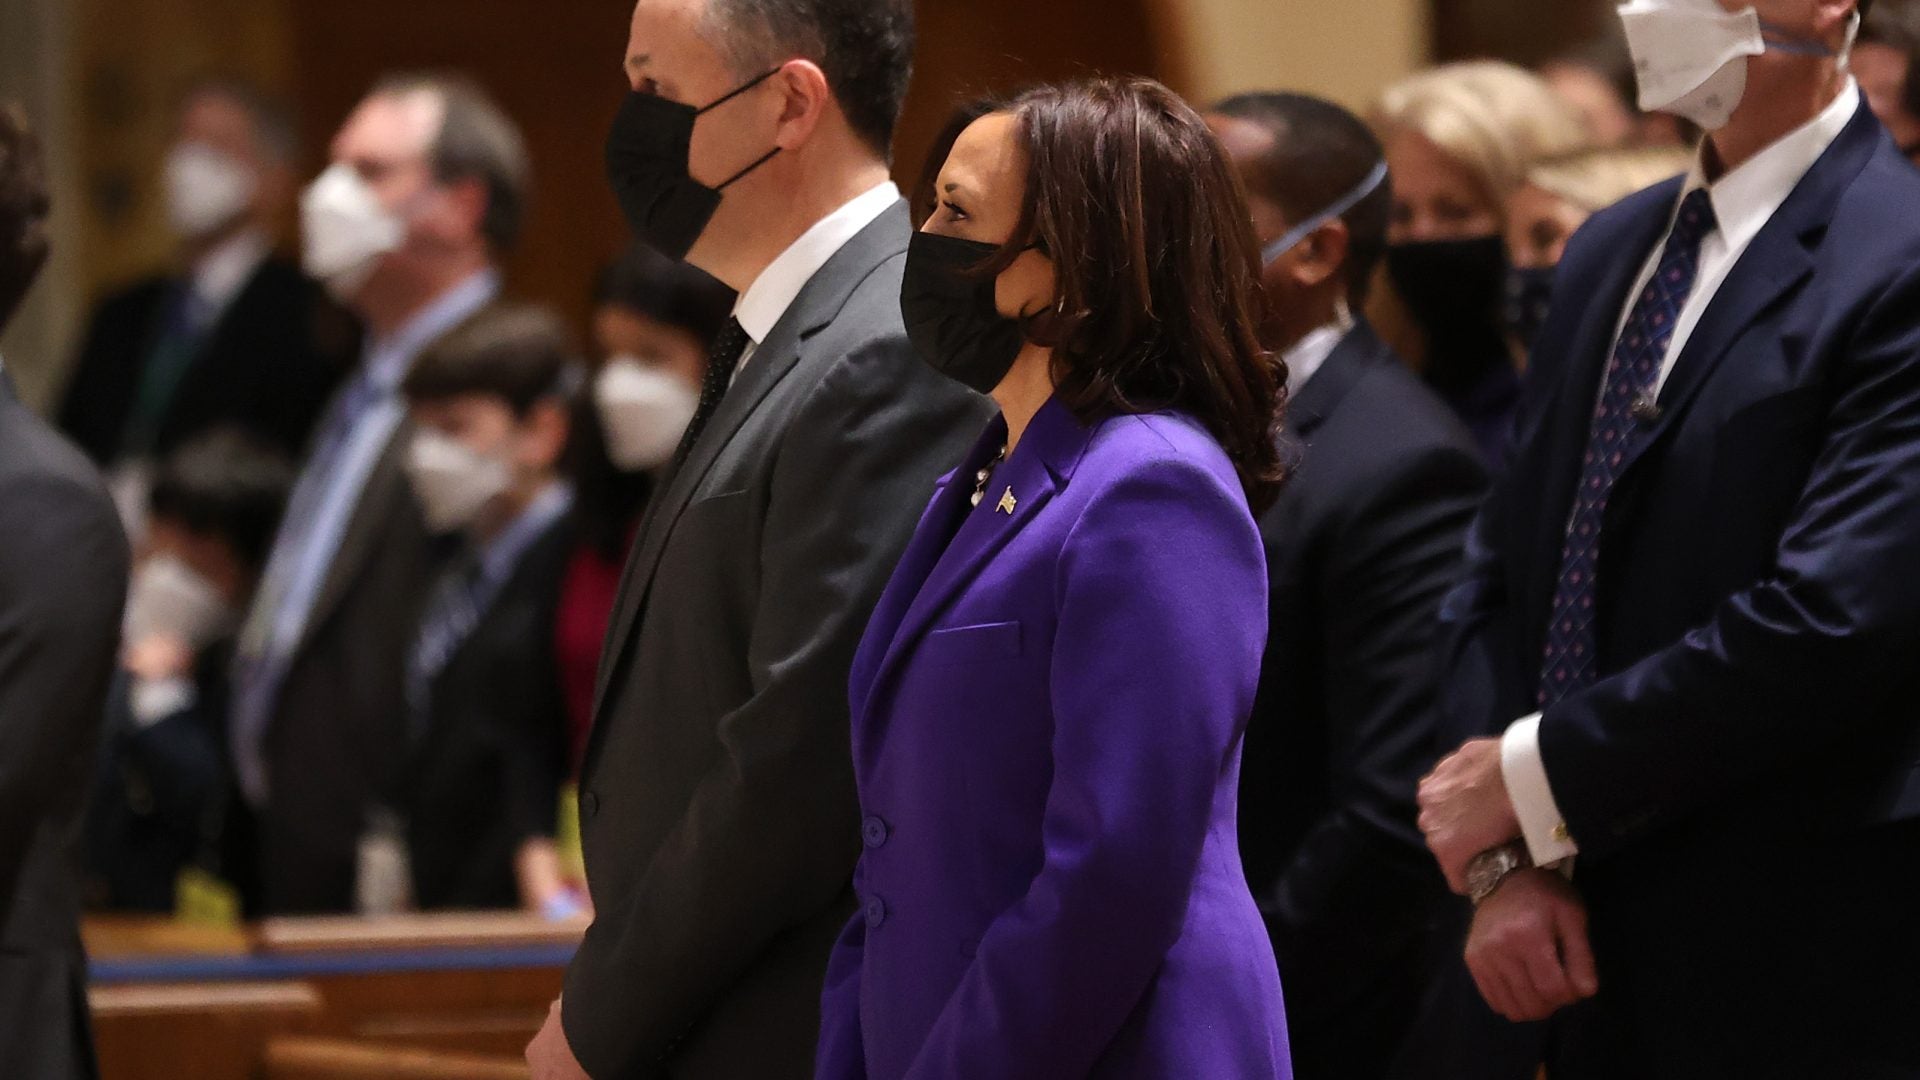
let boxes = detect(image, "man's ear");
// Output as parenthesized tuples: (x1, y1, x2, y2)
(1288, 218, 1352, 291)
(520, 398, 573, 472)
(772, 60, 830, 150)
(429, 175, 491, 246)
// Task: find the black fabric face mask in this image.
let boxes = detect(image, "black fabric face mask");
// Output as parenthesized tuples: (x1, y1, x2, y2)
(1387, 235, 1510, 392)
(1504, 263, 1558, 356)
(604, 68, 783, 261)
(900, 232, 1030, 396)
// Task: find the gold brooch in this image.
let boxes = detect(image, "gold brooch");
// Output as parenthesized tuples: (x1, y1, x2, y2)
(996, 487, 1017, 515)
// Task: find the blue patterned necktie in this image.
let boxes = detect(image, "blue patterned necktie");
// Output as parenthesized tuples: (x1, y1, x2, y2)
(1540, 188, 1717, 708)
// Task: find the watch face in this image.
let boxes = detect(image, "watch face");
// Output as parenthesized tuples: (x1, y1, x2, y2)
(1467, 847, 1519, 900)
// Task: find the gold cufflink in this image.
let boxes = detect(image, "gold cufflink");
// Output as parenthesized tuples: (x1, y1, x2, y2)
(1552, 822, 1571, 843)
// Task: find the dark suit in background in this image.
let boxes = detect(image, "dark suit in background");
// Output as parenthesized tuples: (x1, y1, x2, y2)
(1441, 103, 1920, 1078)
(58, 257, 354, 465)
(563, 201, 989, 1078)
(0, 371, 129, 1079)
(403, 515, 573, 911)
(1241, 320, 1487, 1080)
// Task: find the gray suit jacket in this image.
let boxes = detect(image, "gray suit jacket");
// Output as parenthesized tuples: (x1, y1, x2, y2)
(0, 371, 129, 1079)
(563, 202, 990, 1078)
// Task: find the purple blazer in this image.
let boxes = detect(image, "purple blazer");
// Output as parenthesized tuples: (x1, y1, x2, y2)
(816, 396, 1292, 1079)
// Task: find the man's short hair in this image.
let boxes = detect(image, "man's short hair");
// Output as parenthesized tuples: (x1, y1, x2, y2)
(149, 428, 297, 573)
(1211, 92, 1393, 304)
(404, 304, 579, 416)
(702, 0, 915, 160)
(0, 102, 50, 335)
(179, 76, 300, 163)
(374, 73, 531, 253)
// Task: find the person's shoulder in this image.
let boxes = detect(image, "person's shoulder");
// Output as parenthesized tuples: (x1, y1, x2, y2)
(1317, 354, 1486, 471)
(0, 394, 123, 536)
(88, 273, 174, 323)
(1828, 143, 1920, 262)
(1079, 408, 1243, 503)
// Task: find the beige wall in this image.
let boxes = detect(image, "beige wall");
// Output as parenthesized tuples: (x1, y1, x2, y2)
(1155, 0, 1433, 111)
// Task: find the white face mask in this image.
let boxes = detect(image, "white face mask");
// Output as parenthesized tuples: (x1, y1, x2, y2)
(594, 358, 700, 471)
(301, 163, 405, 299)
(1618, 1, 1855, 132)
(125, 553, 235, 650)
(165, 142, 256, 240)
(404, 427, 512, 533)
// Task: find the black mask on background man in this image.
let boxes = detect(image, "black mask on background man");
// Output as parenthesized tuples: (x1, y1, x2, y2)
(1386, 235, 1510, 393)
(605, 68, 783, 261)
(900, 232, 1031, 395)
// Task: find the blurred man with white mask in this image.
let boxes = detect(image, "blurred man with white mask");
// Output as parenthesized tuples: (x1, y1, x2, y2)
(58, 79, 353, 534)
(229, 72, 530, 915)
(1415, 0, 1920, 1076)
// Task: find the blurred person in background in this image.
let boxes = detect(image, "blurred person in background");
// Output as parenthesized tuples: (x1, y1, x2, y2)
(1372, 61, 1589, 469)
(1854, 0, 1920, 154)
(555, 247, 732, 775)
(87, 430, 292, 918)
(1504, 146, 1693, 354)
(0, 101, 130, 1080)
(229, 72, 528, 915)
(1207, 90, 1489, 1080)
(57, 78, 353, 539)
(1541, 39, 1698, 150)
(396, 305, 577, 915)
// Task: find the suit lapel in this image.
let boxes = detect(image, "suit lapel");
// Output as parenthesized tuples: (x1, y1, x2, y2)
(848, 418, 1008, 723)
(302, 414, 411, 650)
(586, 202, 913, 755)
(860, 398, 1092, 720)
(1290, 321, 1384, 438)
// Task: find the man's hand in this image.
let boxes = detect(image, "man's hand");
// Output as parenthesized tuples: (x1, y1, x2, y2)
(1464, 867, 1599, 1022)
(1418, 737, 1522, 892)
(527, 998, 591, 1080)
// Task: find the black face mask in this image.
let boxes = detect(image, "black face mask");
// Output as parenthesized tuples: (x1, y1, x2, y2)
(1386, 235, 1509, 392)
(604, 69, 783, 261)
(900, 232, 1030, 395)
(1504, 263, 1557, 356)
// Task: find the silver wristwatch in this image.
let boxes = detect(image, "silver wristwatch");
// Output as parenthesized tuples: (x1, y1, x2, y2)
(1465, 840, 1533, 905)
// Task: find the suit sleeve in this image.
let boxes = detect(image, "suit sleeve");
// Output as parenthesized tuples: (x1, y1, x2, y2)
(1261, 442, 1485, 998)
(0, 471, 130, 893)
(1539, 261, 1920, 860)
(900, 458, 1267, 1079)
(561, 338, 979, 1078)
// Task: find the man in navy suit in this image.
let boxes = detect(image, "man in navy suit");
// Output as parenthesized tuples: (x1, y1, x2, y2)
(1416, 0, 1920, 1076)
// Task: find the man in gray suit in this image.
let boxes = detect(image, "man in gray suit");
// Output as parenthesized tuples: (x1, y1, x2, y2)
(525, 1, 988, 1076)
(229, 74, 527, 913)
(0, 103, 130, 1079)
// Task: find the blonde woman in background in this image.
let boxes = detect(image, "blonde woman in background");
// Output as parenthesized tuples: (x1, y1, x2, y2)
(1372, 61, 1589, 468)
(1504, 147, 1695, 355)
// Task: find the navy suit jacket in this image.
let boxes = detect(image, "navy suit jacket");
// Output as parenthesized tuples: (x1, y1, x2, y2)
(1440, 102, 1920, 1076)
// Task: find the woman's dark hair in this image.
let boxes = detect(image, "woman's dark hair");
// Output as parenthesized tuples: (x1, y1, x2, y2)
(148, 428, 297, 574)
(405, 303, 580, 415)
(991, 78, 1288, 510)
(912, 96, 1001, 228)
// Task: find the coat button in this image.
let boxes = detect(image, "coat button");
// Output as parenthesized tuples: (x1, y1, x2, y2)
(583, 791, 601, 818)
(862, 816, 890, 848)
(865, 896, 887, 929)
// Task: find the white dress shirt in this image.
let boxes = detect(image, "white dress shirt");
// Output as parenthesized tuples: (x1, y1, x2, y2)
(1283, 301, 1356, 396)
(1501, 81, 1862, 866)
(732, 181, 901, 370)
(190, 228, 272, 327)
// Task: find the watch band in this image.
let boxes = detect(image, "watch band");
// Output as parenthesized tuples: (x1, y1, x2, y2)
(1466, 839, 1533, 906)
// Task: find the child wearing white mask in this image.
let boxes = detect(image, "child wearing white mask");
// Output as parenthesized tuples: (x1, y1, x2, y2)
(87, 429, 295, 916)
(394, 304, 582, 917)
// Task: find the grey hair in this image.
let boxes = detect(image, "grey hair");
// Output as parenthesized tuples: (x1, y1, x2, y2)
(374, 72, 532, 252)
(180, 76, 300, 164)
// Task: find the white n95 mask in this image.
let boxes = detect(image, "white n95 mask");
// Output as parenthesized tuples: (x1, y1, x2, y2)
(124, 554, 236, 650)
(594, 358, 699, 471)
(165, 142, 256, 240)
(1618, 0, 1854, 132)
(404, 428, 513, 533)
(301, 163, 405, 298)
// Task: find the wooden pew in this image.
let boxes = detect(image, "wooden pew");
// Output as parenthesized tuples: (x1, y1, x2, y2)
(264, 1036, 531, 1080)
(90, 981, 322, 1080)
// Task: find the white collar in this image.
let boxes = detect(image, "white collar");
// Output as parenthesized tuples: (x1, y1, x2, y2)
(1688, 79, 1860, 254)
(1283, 302, 1355, 396)
(190, 229, 272, 315)
(732, 181, 901, 346)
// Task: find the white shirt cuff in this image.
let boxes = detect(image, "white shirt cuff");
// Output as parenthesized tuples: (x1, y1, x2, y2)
(130, 676, 197, 729)
(1501, 713, 1579, 865)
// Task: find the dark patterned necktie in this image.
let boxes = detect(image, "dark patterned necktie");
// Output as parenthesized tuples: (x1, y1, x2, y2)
(671, 317, 752, 470)
(1540, 188, 1717, 708)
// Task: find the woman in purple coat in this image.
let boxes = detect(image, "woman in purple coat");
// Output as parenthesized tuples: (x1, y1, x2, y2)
(815, 78, 1294, 1079)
